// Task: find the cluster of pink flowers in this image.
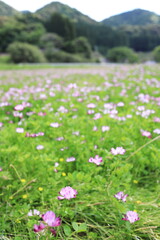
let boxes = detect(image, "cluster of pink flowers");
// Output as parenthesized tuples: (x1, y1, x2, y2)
(25, 132, 44, 137)
(110, 147, 126, 155)
(114, 192, 139, 223)
(88, 155, 103, 165)
(58, 186, 78, 200)
(33, 211, 61, 236)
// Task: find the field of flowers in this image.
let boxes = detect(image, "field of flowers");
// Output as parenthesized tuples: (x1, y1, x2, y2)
(0, 64, 160, 240)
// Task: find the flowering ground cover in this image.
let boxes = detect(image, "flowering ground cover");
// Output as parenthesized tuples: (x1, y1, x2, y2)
(0, 64, 160, 239)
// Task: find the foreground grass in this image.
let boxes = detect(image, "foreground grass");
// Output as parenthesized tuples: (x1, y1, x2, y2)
(0, 64, 160, 239)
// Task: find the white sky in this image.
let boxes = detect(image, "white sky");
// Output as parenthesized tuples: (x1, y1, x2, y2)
(2, 0, 160, 21)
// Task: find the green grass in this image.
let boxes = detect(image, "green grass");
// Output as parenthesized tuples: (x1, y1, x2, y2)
(0, 64, 160, 239)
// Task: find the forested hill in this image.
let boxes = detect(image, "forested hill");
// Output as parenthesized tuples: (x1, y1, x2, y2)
(36, 1, 97, 24)
(102, 9, 160, 26)
(0, 0, 18, 16)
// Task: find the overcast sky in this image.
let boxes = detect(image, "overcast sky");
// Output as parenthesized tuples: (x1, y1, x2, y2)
(2, 0, 160, 21)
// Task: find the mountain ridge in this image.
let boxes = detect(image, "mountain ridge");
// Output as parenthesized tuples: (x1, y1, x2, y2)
(36, 1, 97, 24)
(102, 8, 160, 26)
(0, 1, 160, 27)
(0, 0, 19, 16)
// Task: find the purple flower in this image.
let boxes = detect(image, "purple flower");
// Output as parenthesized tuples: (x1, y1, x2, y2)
(114, 191, 128, 202)
(33, 223, 45, 232)
(42, 211, 61, 227)
(110, 147, 126, 155)
(88, 155, 103, 165)
(58, 186, 78, 200)
(122, 211, 139, 223)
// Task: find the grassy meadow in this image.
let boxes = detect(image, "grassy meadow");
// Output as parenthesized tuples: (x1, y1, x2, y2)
(0, 64, 160, 240)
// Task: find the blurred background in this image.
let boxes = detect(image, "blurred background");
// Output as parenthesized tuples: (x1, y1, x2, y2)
(1, 0, 160, 64)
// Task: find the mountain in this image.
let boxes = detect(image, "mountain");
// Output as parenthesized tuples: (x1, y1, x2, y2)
(0, 0, 19, 16)
(36, 1, 97, 24)
(102, 9, 160, 27)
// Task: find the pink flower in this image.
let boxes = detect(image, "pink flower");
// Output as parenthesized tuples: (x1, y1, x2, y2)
(50, 122, 60, 128)
(153, 117, 160, 122)
(87, 103, 96, 108)
(0, 167, 2, 171)
(122, 211, 139, 223)
(66, 157, 76, 162)
(93, 113, 102, 120)
(58, 186, 78, 200)
(16, 128, 24, 133)
(33, 210, 61, 236)
(153, 129, 160, 134)
(93, 126, 98, 131)
(0, 122, 3, 128)
(28, 209, 41, 216)
(14, 104, 24, 111)
(33, 223, 45, 232)
(38, 112, 46, 116)
(36, 145, 44, 150)
(114, 191, 128, 202)
(140, 129, 152, 138)
(88, 155, 103, 165)
(42, 211, 61, 227)
(101, 126, 110, 132)
(110, 147, 126, 155)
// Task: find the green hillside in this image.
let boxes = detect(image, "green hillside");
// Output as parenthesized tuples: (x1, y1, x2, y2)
(102, 9, 160, 26)
(36, 1, 97, 24)
(0, 0, 19, 16)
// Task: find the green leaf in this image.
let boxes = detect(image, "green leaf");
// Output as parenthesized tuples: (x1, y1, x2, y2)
(63, 224, 72, 236)
(72, 222, 79, 231)
(77, 223, 87, 232)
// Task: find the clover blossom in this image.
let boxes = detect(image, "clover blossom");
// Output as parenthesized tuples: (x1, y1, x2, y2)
(28, 209, 41, 216)
(14, 104, 24, 111)
(16, 128, 24, 133)
(33, 223, 45, 232)
(33, 211, 61, 236)
(42, 211, 61, 227)
(101, 126, 110, 132)
(122, 211, 139, 223)
(140, 129, 152, 138)
(110, 147, 126, 155)
(58, 186, 78, 200)
(114, 191, 128, 202)
(88, 155, 103, 165)
(153, 128, 160, 134)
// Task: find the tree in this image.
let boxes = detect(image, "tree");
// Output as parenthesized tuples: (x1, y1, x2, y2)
(8, 42, 46, 63)
(107, 46, 139, 63)
(44, 13, 75, 40)
(153, 45, 160, 62)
